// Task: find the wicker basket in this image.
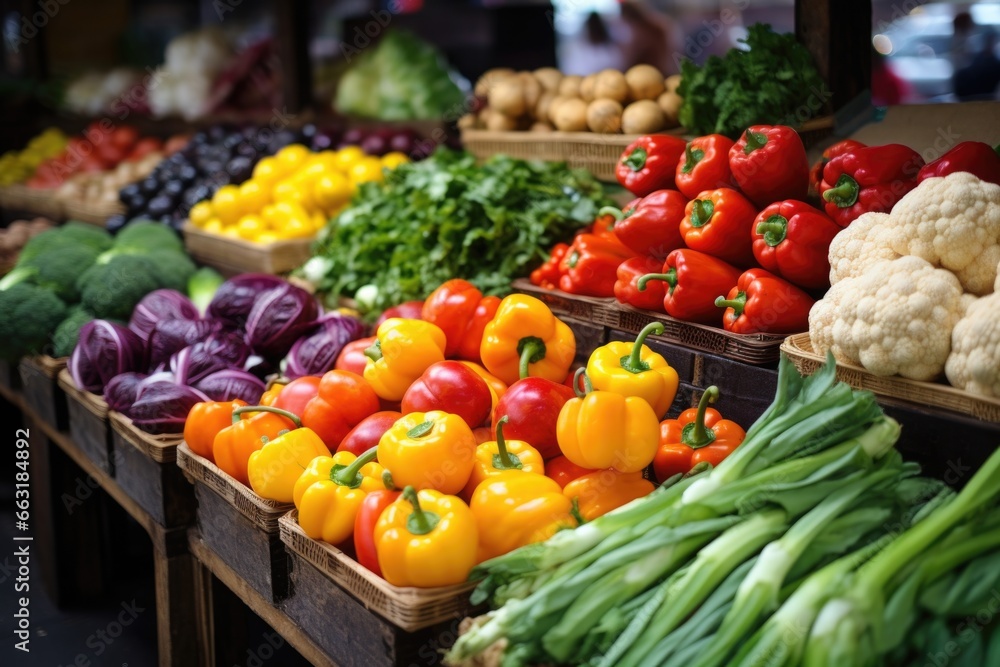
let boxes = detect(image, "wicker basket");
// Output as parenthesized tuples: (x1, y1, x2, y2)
(2, 184, 64, 218)
(781, 333, 1000, 422)
(62, 199, 124, 226)
(182, 223, 313, 276)
(462, 116, 833, 182)
(279, 511, 476, 632)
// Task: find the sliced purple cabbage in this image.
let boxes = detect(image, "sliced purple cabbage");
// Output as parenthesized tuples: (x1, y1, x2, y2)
(194, 369, 266, 404)
(69, 320, 146, 393)
(283, 313, 367, 380)
(244, 283, 319, 361)
(128, 290, 199, 342)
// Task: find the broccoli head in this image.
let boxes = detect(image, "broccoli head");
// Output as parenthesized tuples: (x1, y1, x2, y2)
(17, 228, 80, 264)
(0, 283, 68, 360)
(77, 254, 162, 321)
(0, 244, 101, 301)
(143, 250, 197, 293)
(113, 220, 184, 254)
(52, 306, 95, 358)
(58, 221, 114, 253)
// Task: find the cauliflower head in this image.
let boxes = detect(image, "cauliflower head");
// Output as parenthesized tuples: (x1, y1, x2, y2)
(809, 256, 965, 381)
(945, 293, 1000, 397)
(889, 172, 1000, 295)
(827, 211, 899, 285)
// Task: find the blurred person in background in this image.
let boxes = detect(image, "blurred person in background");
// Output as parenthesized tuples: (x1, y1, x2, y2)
(561, 11, 626, 76)
(953, 28, 1000, 100)
(872, 45, 915, 106)
(620, 1, 680, 75)
(950, 11, 978, 71)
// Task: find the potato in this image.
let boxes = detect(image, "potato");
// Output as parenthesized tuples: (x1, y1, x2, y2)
(658, 91, 682, 127)
(625, 64, 665, 100)
(530, 121, 554, 132)
(622, 100, 666, 134)
(534, 67, 563, 92)
(546, 95, 569, 125)
(580, 74, 597, 102)
(558, 75, 583, 98)
(486, 111, 519, 132)
(490, 78, 527, 117)
(475, 68, 516, 97)
(519, 73, 543, 114)
(586, 99, 623, 134)
(458, 113, 478, 130)
(665, 74, 682, 95)
(552, 98, 589, 132)
(535, 92, 555, 122)
(594, 69, 629, 103)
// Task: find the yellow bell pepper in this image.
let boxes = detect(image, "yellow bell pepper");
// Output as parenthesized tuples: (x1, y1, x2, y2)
(557, 371, 660, 473)
(462, 416, 544, 500)
(480, 294, 576, 385)
(248, 427, 332, 503)
(469, 471, 580, 562)
(363, 318, 447, 401)
(562, 469, 655, 522)
(293, 446, 388, 545)
(586, 322, 679, 418)
(377, 411, 477, 495)
(259, 382, 285, 406)
(375, 486, 478, 587)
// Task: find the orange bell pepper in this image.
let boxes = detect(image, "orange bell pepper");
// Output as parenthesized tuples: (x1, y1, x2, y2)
(462, 416, 544, 500)
(562, 469, 655, 521)
(480, 294, 576, 386)
(653, 386, 746, 483)
(213, 405, 300, 486)
(546, 455, 595, 489)
(184, 399, 247, 462)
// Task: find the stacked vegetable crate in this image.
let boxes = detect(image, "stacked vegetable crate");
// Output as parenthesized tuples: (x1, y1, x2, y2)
(58, 369, 115, 475)
(19, 355, 69, 431)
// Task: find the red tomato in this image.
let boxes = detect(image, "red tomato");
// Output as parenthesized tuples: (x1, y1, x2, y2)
(111, 125, 140, 150)
(126, 137, 162, 162)
(164, 134, 190, 155)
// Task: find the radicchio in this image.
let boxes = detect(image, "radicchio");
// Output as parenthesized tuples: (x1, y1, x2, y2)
(244, 283, 319, 360)
(282, 313, 367, 379)
(194, 369, 266, 404)
(207, 273, 287, 329)
(128, 290, 199, 342)
(69, 320, 146, 393)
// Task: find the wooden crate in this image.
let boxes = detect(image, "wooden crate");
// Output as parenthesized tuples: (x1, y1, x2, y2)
(781, 333, 1000, 422)
(109, 412, 195, 528)
(176, 443, 291, 601)
(0, 359, 23, 395)
(57, 369, 114, 475)
(62, 199, 123, 226)
(182, 223, 312, 276)
(19, 355, 69, 431)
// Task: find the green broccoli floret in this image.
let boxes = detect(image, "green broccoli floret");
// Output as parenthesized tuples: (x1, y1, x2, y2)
(113, 220, 184, 254)
(52, 306, 95, 358)
(17, 229, 78, 264)
(142, 250, 197, 293)
(0, 244, 101, 301)
(0, 283, 68, 361)
(58, 221, 114, 253)
(77, 255, 161, 321)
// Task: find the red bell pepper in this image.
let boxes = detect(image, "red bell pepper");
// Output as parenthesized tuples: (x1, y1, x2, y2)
(729, 125, 810, 207)
(546, 455, 596, 489)
(751, 200, 840, 290)
(820, 144, 924, 227)
(337, 410, 402, 456)
(606, 188, 687, 259)
(678, 188, 757, 267)
(653, 386, 745, 482)
(530, 243, 570, 290)
(590, 210, 619, 239)
(335, 337, 375, 376)
(675, 134, 735, 199)
(354, 489, 401, 577)
(271, 376, 321, 418)
(493, 377, 576, 460)
(918, 141, 1000, 186)
(616, 134, 688, 197)
(638, 249, 742, 324)
(808, 139, 866, 197)
(301, 370, 382, 448)
(614, 255, 667, 311)
(421, 279, 501, 363)
(715, 268, 814, 334)
(374, 300, 424, 327)
(558, 233, 635, 297)
(400, 360, 493, 428)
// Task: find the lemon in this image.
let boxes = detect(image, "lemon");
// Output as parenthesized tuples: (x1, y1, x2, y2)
(334, 145, 365, 171)
(276, 144, 310, 173)
(273, 179, 306, 206)
(381, 152, 410, 170)
(212, 185, 243, 224)
(313, 171, 352, 210)
(189, 201, 214, 227)
(236, 214, 267, 241)
(349, 157, 385, 184)
(252, 156, 283, 185)
(203, 218, 224, 234)
(238, 180, 270, 214)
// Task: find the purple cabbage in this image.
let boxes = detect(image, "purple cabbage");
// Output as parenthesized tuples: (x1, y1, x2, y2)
(128, 290, 199, 342)
(170, 345, 232, 386)
(194, 369, 266, 404)
(125, 381, 211, 434)
(69, 320, 146, 393)
(283, 313, 368, 380)
(147, 318, 224, 370)
(200, 331, 252, 368)
(103, 372, 148, 412)
(244, 283, 319, 361)
(207, 274, 287, 329)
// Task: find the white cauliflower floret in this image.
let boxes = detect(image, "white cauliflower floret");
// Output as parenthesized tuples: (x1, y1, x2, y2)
(827, 212, 899, 285)
(945, 293, 1000, 398)
(889, 172, 1000, 295)
(995, 259, 1000, 293)
(809, 256, 965, 381)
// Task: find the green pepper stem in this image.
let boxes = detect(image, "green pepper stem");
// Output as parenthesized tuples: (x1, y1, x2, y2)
(689, 199, 714, 228)
(756, 215, 789, 247)
(715, 292, 747, 317)
(622, 146, 648, 172)
(231, 405, 302, 428)
(403, 486, 440, 535)
(572, 367, 593, 398)
(822, 174, 860, 207)
(685, 386, 719, 448)
(742, 129, 768, 154)
(569, 497, 586, 526)
(597, 206, 625, 222)
(637, 270, 677, 294)
(622, 322, 665, 374)
(382, 469, 395, 490)
(364, 338, 383, 362)
(518, 337, 547, 380)
(681, 144, 704, 173)
(332, 445, 380, 487)
(493, 416, 517, 469)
